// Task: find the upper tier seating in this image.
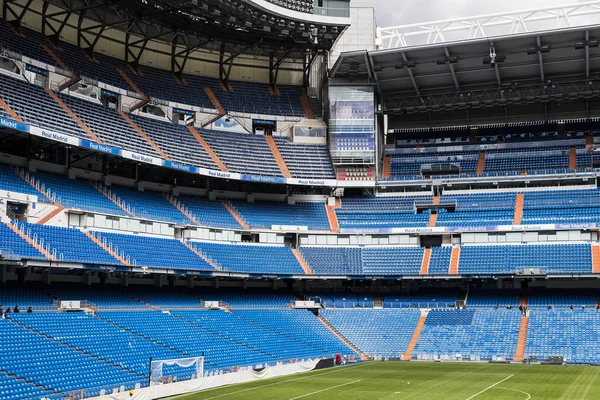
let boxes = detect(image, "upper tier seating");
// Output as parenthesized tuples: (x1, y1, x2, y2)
(413, 309, 521, 360)
(0, 21, 306, 117)
(521, 188, 600, 225)
(526, 310, 600, 363)
(0, 74, 87, 140)
(437, 192, 516, 227)
(175, 195, 242, 229)
(128, 114, 217, 170)
(188, 241, 304, 275)
(16, 222, 119, 265)
(459, 244, 592, 275)
(335, 196, 432, 229)
(300, 246, 424, 275)
(321, 309, 421, 356)
(273, 137, 336, 179)
(0, 164, 42, 198)
(300, 247, 363, 275)
(105, 186, 193, 225)
(428, 246, 452, 275)
(199, 130, 282, 177)
(92, 232, 212, 271)
(229, 200, 330, 230)
(31, 171, 127, 215)
(57, 93, 161, 158)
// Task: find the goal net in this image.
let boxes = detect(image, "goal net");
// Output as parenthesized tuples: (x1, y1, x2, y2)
(150, 356, 204, 385)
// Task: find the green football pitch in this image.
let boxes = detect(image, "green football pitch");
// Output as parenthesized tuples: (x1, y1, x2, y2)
(170, 361, 600, 400)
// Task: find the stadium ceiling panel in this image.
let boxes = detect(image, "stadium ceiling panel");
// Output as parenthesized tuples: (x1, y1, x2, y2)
(5, 0, 349, 69)
(331, 21, 600, 128)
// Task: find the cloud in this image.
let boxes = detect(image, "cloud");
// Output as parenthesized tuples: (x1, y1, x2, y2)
(351, 0, 591, 28)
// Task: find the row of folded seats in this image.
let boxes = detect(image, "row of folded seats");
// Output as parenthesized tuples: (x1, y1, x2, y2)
(0, 20, 307, 117)
(385, 144, 593, 180)
(0, 75, 332, 180)
(0, 308, 354, 397)
(0, 225, 593, 275)
(321, 307, 600, 364)
(6, 164, 600, 232)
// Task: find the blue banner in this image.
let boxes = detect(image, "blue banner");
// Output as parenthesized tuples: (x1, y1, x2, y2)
(80, 140, 122, 156)
(0, 117, 30, 133)
(241, 174, 287, 184)
(163, 160, 198, 173)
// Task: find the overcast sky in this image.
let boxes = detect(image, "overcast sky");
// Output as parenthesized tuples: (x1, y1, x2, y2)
(350, 0, 592, 28)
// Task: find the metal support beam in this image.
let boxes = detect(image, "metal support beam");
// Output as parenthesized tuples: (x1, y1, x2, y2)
(3, 0, 34, 29)
(402, 53, 420, 95)
(269, 50, 290, 92)
(585, 30, 591, 79)
(444, 47, 460, 91)
(537, 36, 545, 83)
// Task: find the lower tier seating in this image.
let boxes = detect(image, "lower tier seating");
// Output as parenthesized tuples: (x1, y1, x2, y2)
(320, 309, 421, 356)
(413, 309, 521, 360)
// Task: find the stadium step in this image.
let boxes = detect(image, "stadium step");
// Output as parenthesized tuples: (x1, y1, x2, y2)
(115, 67, 144, 96)
(6, 317, 146, 378)
(187, 125, 229, 172)
(432, 195, 440, 205)
(44, 88, 102, 143)
(299, 88, 315, 119)
(0, 98, 24, 122)
(36, 205, 65, 225)
(325, 204, 340, 233)
(265, 135, 292, 178)
(519, 294, 528, 307)
(39, 42, 71, 72)
(335, 197, 342, 208)
(203, 87, 226, 115)
(449, 246, 460, 275)
(0, 369, 56, 396)
(383, 156, 391, 179)
(586, 135, 594, 152)
(163, 194, 201, 226)
(428, 213, 437, 227)
(82, 230, 131, 266)
(420, 247, 432, 275)
(513, 315, 529, 362)
(513, 193, 524, 225)
(403, 314, 428, 360)
(569, 147, 577, 171)
(316, 314, 364, 357)
(2, 220, 58, 261)
(118, 110, 170, 159)
(292, 248, 313, 275)
(10, 166, 57, 204)
(592, 245, 600, 274)
(477, 151, 486, 175)
(221, 199, 250, 230)
(90, 181, 136, 217)
(181, 240, 222, 271)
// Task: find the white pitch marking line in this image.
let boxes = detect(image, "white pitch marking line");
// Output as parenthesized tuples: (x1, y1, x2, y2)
(465, 374, 514, 400)
(496, 387, 531, 400)
(288, 379, 362, 400)
(201, 362, 372, 400)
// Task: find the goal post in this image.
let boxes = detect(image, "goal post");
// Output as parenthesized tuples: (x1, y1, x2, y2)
(149, 356, 204, 385)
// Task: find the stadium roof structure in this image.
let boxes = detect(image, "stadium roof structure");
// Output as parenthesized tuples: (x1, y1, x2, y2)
(330, 1, 600, 129)
(4, 0, 349, 79)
